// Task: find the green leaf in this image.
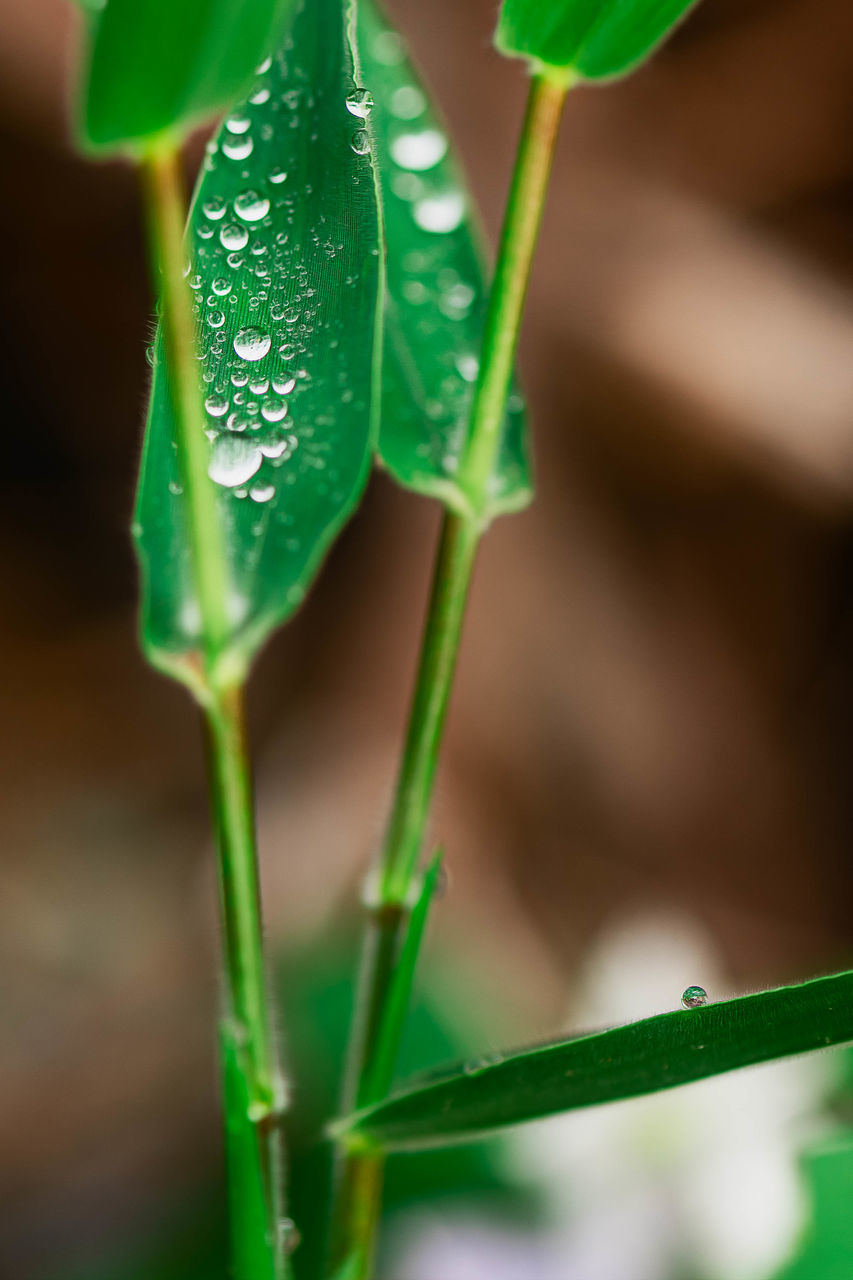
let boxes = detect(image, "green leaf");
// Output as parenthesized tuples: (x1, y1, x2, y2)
(79, 0, 291, 151)
(334, 969, 853, 1152)
(356, 0, 533, 519)
(495, 0, 702, 81)
(135, 0, 382, 690)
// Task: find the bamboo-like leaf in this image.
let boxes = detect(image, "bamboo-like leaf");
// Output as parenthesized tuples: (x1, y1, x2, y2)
(334, 969, 853, 1152)
(79, 0, 290, 151)
(135, 0, 382, 690)
(356, 0, 533, 519)
(496, 0, 702, 81)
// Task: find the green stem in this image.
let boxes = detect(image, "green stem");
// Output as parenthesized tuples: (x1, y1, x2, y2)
(139, 141, 286, 1278)
(139, 141, 231, 664)
(330, 72, 567, 1279)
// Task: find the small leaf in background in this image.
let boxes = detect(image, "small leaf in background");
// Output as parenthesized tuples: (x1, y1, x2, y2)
(79, 0, 290, 151)
(336, 969, 853, 1151)
(496, 0, 702, 82)
(356, 0, 533, 520)
(135, 0, 382, 686)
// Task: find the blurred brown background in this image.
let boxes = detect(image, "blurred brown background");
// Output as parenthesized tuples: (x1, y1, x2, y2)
(1, 0, 853, 1274)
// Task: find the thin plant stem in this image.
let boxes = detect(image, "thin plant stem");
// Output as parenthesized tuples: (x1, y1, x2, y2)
(330, 72, 568, 1279)
(139, 141, 287, 1279)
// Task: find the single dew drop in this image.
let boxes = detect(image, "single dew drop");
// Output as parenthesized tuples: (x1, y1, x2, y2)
(261, 396, 288, 422)
(202, 195, 227, 220)
(350, 130, 370, 156)
(206, 309, 225, 329)
(272, 374, 297, 395)
(455, 353, 479, 382)
(249, 482, 275, 503)
(225, 112, 251, 135)
(249, 86, 271, 105)
(277, 1218, 301, 1255)
(168, 480, 183, 496)
(681, 985, 708, 1010)
(234, 327, 271, 362)
(256, 54, 272, 75)
(269, 167, 287, 184)
(220, 223, 249, 251)
(222, 135, 253, 161)
(390, 129, 447, 171)
(205, 393, 229, 418)
(208, 436, 263, 487)
(391, 85, 426, 119)
(413, 191, 465, 233)
(212, 277, 232, 296)
(234, 190, 270, 222)
(249, 377, 270, 394)
(345, 88, 374, 119)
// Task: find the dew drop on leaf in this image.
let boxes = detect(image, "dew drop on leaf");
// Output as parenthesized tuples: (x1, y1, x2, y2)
(345, 88, 374, 118)
(220, 223, 249, 251)
(225, 111, 251, 134)
(234, 327, 272, 361)
(234, 190, 271, 222)
(202, 195, 227, 220)
(681, 986, 708, 1009)
(205, 393, 229, 418)
(208, 435, 263, 487)
(249, 483, 276, 503)
(222, 135, 254, 161)
(350, 129, 370, 156)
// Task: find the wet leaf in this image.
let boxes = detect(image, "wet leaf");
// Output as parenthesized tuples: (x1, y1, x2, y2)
(135, 0, 382, 690)
(357, 0, 532, 519)
(80, 0, 291, 151)
(335, 969, 853, 1151)
(495, 0, 702, 81)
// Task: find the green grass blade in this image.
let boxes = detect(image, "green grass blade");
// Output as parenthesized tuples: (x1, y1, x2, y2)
(495, 0, 702, 82)
(361, 849, 445, 1104)
(220, 1021, 278, 1280)
(356, 0, 533, 520)
(79, 0, 291, 151)
(335, 969, 853, 1152)
(135, 0, 382, 692)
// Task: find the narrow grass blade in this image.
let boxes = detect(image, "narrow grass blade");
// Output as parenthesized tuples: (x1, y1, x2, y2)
(496, 0, 702, 82)
(335, 969, 853, 1152)
(356, 0, 532, 520)
(361, 849, 445, 1104)
(79, 0, 291, 151)
(135, 0, 382, 692)
(221, 1021, 277, 1280)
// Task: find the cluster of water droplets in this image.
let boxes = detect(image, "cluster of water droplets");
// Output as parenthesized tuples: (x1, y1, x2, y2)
(176, 44, 379, 524)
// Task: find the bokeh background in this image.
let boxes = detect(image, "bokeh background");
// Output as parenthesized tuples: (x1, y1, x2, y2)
(2, 0, 853, 1276)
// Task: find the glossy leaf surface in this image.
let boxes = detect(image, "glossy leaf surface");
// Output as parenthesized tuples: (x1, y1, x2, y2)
(136, 0, 381, 687)
(336, 969, 853, 1151)
(496, 0, 701, 81)
(357, 0, 532, 518)
(80, 0, 290, 150)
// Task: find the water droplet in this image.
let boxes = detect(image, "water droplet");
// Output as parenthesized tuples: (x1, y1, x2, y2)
(283, 306, 301, 325)
(440, 281, 475, 317)
(234, 190, 270, 222)
(207, 309, 225, 329)
(231, 368, 249, 387)
(256, 54, 272, 75)
(212, 277, 232, 296)
(196, 223, 214, 240)
(220, 223, 249, 251)
(208, 436, 263, 487)
(345, 88, 374, 119)
(250, 482, 275, 503)
(168, 480, 183, 496)
(272, 374, 296, 395)
(391, 129, 447, 171)
(249, 377, 270, 394)
(202, 195, 226, 220)
(205, 393, 229, 418)
(413, 191, 465, 233)
(225, 112, 251, 135)
(269, 167, 287, 184)
(350, 130, 370, 156)
(681, 985, 708, 1009)
(222, 135, 253, 161)
(278, 1218, 301, 1254)
(249, 86, 271, 105)
(234, 327, 271, 362)
(455, 353, 479, 382)
(261, 397, 288, 422)
(189, 273, 203, 290)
